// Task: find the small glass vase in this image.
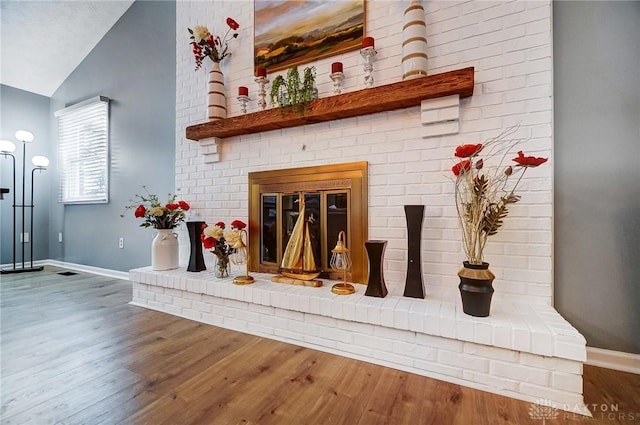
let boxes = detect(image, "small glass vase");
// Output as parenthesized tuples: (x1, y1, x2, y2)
(215, 255, 230, 278)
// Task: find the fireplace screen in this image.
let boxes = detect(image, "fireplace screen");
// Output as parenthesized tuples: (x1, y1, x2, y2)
(249, 162, 368, 283)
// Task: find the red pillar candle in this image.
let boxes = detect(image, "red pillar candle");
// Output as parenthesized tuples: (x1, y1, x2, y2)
(331, 62, 343, 73)
(238, 86, 248, 96)
(256, 67, 267, 77)
(362, 36, 375, 48)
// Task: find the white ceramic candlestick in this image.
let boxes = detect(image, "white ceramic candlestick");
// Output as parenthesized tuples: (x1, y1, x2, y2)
(330, 71, 345, 94)
(237, 94, 250, 114)
(255, 76, 269, 110)
(360, 47, 377, 88)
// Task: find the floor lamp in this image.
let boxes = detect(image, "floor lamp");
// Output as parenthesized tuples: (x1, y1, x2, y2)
(0, 130, 48, 274)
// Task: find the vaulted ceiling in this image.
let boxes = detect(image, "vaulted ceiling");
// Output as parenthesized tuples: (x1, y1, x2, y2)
(1, 0, 134, 97)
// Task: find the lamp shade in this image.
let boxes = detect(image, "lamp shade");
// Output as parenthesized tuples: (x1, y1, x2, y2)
(15, 130, 34, 143)
(0, 139, 16, 153)
(32, 155, 49, 168)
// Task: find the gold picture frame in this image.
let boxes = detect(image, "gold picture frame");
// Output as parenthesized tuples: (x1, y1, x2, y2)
(254, 0, 365, 73)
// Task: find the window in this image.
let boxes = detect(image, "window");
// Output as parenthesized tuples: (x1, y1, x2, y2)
(55, 96, 110, 203)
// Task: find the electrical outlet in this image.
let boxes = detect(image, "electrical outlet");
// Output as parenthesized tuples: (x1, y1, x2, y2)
(58, 232, 63, 243)
(20, 232, 29, 243)
(119, 237, 124, 249)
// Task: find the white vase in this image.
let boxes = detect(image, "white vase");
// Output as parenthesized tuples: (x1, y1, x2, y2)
(208, 61, 227, 120)
(402, 0, 429, 80)
(152, 229, 179, 271)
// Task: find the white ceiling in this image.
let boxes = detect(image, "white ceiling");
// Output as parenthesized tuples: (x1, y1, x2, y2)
(1, 0, 135, 97)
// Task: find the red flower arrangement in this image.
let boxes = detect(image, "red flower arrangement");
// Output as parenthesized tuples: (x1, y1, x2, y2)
(201, 220, 246, 277)
(123, 187, 190, 229)
(453, 126, 548, 264)
(188, 17, 240, 70)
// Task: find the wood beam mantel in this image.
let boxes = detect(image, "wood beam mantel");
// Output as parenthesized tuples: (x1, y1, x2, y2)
(186, 67, 474, 141)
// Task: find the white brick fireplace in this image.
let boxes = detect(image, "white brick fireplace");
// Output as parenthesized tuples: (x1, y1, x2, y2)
(176, 0, 555, 305)
(131, 0, 589, 415)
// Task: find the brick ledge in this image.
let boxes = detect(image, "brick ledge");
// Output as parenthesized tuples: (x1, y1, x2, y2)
(129, 266, 585, 362)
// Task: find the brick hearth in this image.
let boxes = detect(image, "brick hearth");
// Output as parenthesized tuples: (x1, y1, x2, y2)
(130, 267, 589, 416)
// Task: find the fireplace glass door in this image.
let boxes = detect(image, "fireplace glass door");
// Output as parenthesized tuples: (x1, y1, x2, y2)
(259, 191, 349, 279)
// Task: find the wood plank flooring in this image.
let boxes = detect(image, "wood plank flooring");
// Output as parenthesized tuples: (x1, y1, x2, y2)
(1, 266, 639, 425)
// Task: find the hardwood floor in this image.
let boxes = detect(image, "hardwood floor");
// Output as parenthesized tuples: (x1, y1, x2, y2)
(1, 266, 639, 425)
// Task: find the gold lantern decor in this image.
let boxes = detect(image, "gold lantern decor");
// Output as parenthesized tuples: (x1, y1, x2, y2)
(230, 229, 254, 285)
(330, 231, 355, 295)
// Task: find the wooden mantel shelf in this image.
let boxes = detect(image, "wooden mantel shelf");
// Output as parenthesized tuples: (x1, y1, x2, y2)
(186, 67, 474, 141)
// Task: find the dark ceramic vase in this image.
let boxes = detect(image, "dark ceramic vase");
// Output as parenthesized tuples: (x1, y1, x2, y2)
(403, 205, 425, 298)
(365, 240, 388, 298)
(187, 221, 207, 272)
(458, 261, 495, 317)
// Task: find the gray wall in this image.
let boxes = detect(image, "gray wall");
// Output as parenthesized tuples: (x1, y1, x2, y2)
(554, 1, 640, 354)
(0, 85, 52, 266)
(49, 0, 176, 271)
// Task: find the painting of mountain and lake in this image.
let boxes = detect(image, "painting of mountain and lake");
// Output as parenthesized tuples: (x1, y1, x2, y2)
(254, 0, 364, 72)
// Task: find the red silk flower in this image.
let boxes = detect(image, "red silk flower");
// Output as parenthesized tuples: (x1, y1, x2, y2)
(201, 233, 215, 249)
(134, 205, 146, 218)
(178, 200, 190, 211)
(226, 17, 239, 30)
(165, 203, 179, 210)
(215, 221, 226, 229)
(231, 220, 246, 229)
(455, 144, 483, 158)
(513, 151, 548, 167)
(452, 160, 472, 176)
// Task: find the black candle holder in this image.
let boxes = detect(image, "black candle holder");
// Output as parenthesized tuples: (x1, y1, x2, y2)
(364, 240, 388, 298)
(187, 221, 206, 272)
(403, 205, 425, 298)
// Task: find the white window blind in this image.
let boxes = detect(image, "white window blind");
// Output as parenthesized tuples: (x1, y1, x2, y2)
(55, 96, 110, 204)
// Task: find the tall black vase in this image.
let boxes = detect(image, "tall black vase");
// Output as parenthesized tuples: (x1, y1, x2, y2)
(364, 240, 388, 298)
(187, 221, 206, 272)
(458, 261, 495, 317)
(403, 205, 425, 298)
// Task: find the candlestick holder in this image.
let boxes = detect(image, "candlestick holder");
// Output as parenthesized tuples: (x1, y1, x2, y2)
(237, 94, 250, 114)
(329, 71, 345, 94)
(254, 76, 269, 110)
(360, 46, 377, 88)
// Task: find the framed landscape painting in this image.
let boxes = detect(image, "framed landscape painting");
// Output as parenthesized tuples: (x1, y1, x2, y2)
(254, 0, 365, 72)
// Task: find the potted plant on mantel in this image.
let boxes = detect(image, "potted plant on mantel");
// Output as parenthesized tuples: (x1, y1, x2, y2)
(269, 65, 317, 113)
(452, 125, 548, 317)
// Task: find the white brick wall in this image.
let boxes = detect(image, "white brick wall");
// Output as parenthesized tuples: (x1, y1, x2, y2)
(176, 1, 554, 304)
(130, 267, 588, 414)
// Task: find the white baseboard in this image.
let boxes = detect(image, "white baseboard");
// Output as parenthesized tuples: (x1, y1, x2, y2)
(43, 259, 130, 281)
(586, 347, 640, 374)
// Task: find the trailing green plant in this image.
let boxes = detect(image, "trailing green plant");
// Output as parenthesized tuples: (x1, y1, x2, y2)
(269, 66, 316, 113)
